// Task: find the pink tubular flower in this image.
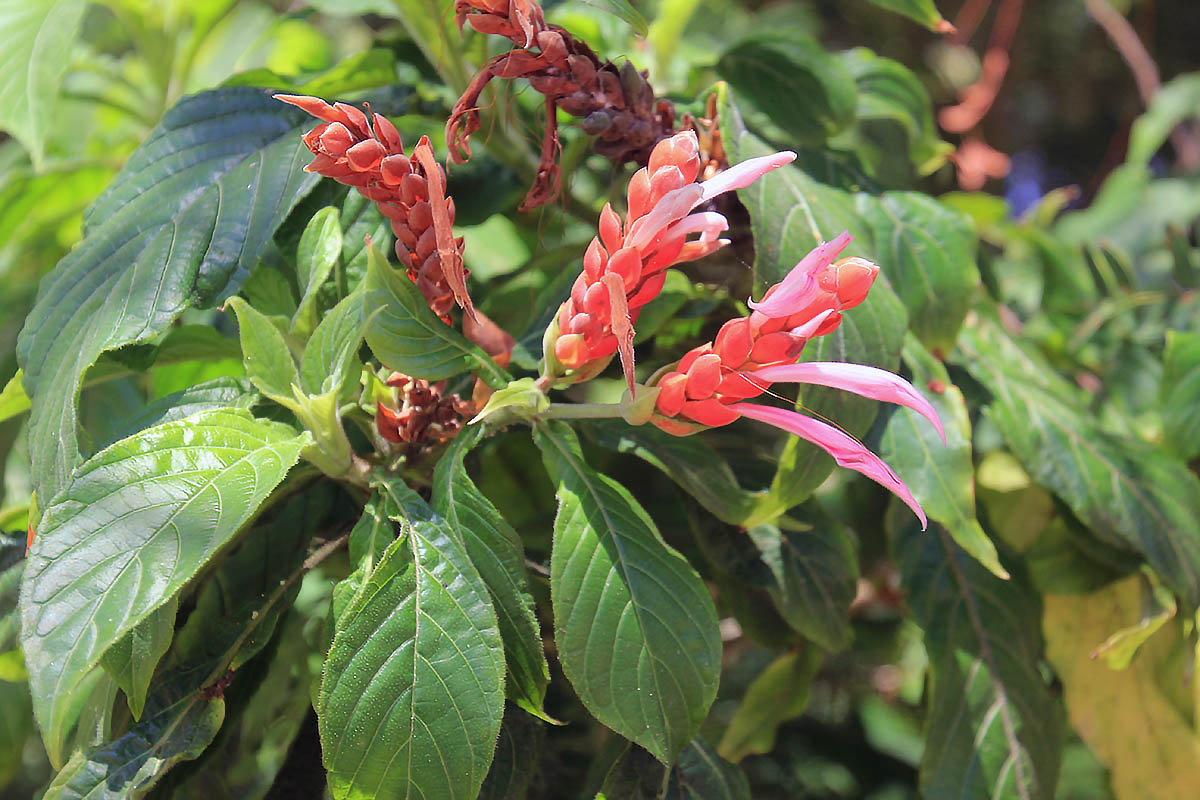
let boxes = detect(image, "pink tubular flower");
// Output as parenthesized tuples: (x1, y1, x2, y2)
(647, 235, 944, 528)
(544, 131, 796, 389)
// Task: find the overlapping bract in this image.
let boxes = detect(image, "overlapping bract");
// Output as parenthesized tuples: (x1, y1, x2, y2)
(544, 130, 795, 389)
(276, 94, 472, 318)
(648, 233, 944, 527)
(449, 0, 677, 208)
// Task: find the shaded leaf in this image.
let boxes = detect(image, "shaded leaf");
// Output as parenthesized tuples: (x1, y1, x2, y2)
(1161, 330, 1200, 462)
(16, 88, 318, 505)
(580, 0, 648, 36)
(478, 704, 544, 800)
(960, 314, 1200, 610)
(0, 533, 23, 653)
(319, 476, 505, 800)
(97, 377, 259, 450)
(19, 409, 308, 764)
(363, 242, 509, 387)
(668, 736, 752, 800)
(100, 597, 178, 721)
(859, 0, 953, 32)
(1127, 72, 1200, 166)
(433, 425, 549, 718)
(533, 421, 720, 764)
(717, 649, 822, 763)
(879, 335, 1006, 577)
(892, 507, 1060, 799)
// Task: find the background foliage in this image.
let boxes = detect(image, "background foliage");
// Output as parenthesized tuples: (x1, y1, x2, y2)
(1, 0, 1199, 798)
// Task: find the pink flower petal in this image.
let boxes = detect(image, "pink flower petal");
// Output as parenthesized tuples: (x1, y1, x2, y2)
(698, 151, 797, 204)
(625, 184, 705, 250)
(662, 211, 729, 241)
(787, 309, 837, 342)
(731, 402, 927, 529)
(747, 231, 853, 318)
(749, 362, 946, 443)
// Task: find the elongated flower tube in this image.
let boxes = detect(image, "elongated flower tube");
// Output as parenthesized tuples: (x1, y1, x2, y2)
(276, 93, 472, 319)
(543, 131, 796, 390)
(647, 236, 944, 528)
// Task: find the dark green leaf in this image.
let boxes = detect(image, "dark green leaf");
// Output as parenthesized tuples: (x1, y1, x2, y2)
(717, 649, 823, 763)
(293, 207, 342, 336)
(717, 34, 857, 145)
(0, 677, 32, 789)
(16, 88, 318, 504)
(858, 0, 953, 32)
(879, 336, 1006, 577)
(299, 287, 366, 396)
(960, 314, 1200, 609)
(892, 507, 1061, 799)
(19, 409, 308, 764)
(1161, 330, 1200, 461)
(857, 192, 979, 353)
(746, 512, 859, 652)
(580, 419, 756, 526)
(668, 736, 752, 800)
(99, 597, 178, 721)
(533, 421, 720, 764)
(478, 704, 544, 800)
(363, 242, 509, 387)
(319, 476, 505, 800)
(97, 377, 260, 450)
(433, 425, 549, 718)
(0, 533, 23, 653)
(0, 0, 88, 168)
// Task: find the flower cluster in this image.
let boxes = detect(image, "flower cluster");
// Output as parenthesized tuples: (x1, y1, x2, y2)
(448, 0, 677, 208)
(543, 130, 796, 390)
(648, 232, 944, 527)
(375, 372, 473, 447)
(276, 94, 472, 319)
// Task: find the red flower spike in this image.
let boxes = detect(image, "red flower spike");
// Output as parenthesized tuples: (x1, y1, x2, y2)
(542, 132, 794, 389)
(646, 236, 941, 529)
(278, 93, 473, 319)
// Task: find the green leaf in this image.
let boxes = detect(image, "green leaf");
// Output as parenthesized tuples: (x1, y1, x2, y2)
(717, 649, 823, 763)
(717, 33, 857, 145)
(0, 371, 28, 425)
(1161, 330, 1200, 461)
(579, 0, 648, 37)
(857, 192, 979, 353)
(1128, 72, 1200, 166)
(668, 736, 752, 800)
(292, 207, 342, 336)
(299, 287, 367, 396)
(19, 408, 308, 765)
(0, 0, 88, 169)
(97, 377, 260, 450)
(891, 508, 1061, 799)
(363, 242, 509, 387)
(841, 47, 953, 174)
(580, 420, 756, 526)
(960, 314, 1200, 610)
(432, 425, 550, 718)
(533, 421, 721, 764)
(747, 513, 859, 652)
(0, 677, 32, 789)
(858, 0, 953, 33)
(478, 704, 544, 800)
(0, 533, 23, 654)
(879, 335, 1007, 578)
(224, 48, 399, 97)
(99, 597, 178, 721)
(16, 88, 318, 506)
(319, 476, 505, 800)
(227, 296, 301, 406)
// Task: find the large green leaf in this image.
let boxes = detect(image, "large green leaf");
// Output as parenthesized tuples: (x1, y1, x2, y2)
(533, 421, 720, 765)
(432, 425, 549, 718)
(960, 314, 1200, 610)
(363, 243, 509, 387)
(99, 597, 178, 721)
(41, 490, 326, 799)
(717, 33, 856, 145)
(879, 335, 1006, 578)
(600, 736, 751, 800)
(19, 409, 308, 765)
(299, 287, 367, 396)
(580, 420, 756, 526)
(0, 0, 87, 168)
(96, 377, 259, 450)
(16, 88, 318, 505)
(857, 191, 979, 353)
(1161, 330, 1200, 462)
(891, 508, 1061, 799)
(319, 476, 505, 800)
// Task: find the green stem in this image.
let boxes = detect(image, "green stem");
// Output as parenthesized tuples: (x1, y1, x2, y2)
(537, 402, 626, 420)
